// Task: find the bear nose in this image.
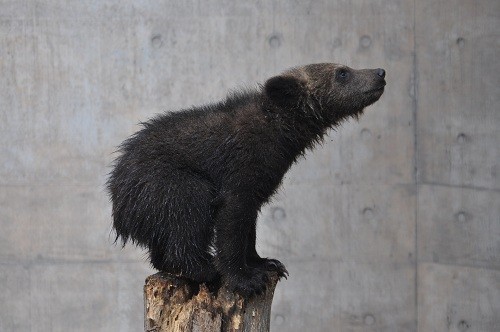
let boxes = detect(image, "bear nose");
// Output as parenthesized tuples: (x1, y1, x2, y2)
(377, 68, 386, 78)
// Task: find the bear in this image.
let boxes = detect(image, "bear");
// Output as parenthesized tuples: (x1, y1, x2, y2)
(107, 63, 386, 298)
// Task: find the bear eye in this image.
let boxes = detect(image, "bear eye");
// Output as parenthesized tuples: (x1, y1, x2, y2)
(336, 68, 350, 81)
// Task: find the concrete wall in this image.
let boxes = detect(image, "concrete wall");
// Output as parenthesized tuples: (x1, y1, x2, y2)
(0, 1, 498, 331)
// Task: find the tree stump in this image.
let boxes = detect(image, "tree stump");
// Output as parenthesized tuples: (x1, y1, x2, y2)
(144, 273, 280, 332)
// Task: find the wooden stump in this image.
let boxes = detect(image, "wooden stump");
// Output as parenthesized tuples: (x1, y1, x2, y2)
(144, 273, 279, 332)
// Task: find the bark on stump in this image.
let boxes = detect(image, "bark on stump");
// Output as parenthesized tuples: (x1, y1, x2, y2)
(144, 273, 279, 332)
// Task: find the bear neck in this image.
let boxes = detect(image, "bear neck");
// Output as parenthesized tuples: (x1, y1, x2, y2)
(261, 96, 335, 162)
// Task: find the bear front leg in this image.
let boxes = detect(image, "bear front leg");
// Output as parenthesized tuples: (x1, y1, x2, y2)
(214, 195, 270, 298)
(245, 218, 261, 261)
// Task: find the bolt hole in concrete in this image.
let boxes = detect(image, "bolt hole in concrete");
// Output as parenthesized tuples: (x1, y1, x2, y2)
(457, 319, 470, 331)
(456, 37, 465, 47)
(360, 128, 372, 139)
(359, 35, 372, 49)
(456, 133, 469, 143)
(268, 33, 282, 48)
(151, 34, 163, 48)
(274, 314, 285, 325)
(363, 314, 375, 325)
(272, 207, 286, 221)
(455, 211, 470, 223)
(362, 207, 374, 220)
(331, 37, 342, 49)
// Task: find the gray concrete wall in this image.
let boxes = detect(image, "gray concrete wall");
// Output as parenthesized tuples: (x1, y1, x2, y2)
(0, 1, 498, 331)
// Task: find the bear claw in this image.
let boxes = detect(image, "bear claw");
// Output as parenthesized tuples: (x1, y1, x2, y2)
(252, 257, 289, 279)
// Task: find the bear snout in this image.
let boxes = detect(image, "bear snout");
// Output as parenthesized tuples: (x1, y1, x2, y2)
(362, 69, 386, 97)
(371, 68, 386, 90)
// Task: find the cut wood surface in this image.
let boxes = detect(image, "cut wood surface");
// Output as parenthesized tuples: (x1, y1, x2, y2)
(144, 273, 279, 332)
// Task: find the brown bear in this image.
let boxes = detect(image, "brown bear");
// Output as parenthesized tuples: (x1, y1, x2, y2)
(107, 63, 386, 298)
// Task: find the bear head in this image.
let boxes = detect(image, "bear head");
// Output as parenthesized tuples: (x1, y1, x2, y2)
(264, 63, 386, 124)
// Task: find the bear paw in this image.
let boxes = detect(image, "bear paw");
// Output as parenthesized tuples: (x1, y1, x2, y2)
(227, 268, 270, 298)
(249, 257, 289, 279)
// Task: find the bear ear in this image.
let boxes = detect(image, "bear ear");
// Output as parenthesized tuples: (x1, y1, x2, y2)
(264, 75, 306, 107)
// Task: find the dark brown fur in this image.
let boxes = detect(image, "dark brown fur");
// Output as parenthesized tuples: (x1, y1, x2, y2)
(107, 63, 386, 298)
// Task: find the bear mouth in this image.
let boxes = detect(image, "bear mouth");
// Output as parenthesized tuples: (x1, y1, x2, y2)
(364, 83, 386, 94)
(361, 82, 386, 108)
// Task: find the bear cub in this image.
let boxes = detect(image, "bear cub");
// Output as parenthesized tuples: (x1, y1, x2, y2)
(107, 63, 386, 298)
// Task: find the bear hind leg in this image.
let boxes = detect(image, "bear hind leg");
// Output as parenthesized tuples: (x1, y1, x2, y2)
(148, 171, 219, 283)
